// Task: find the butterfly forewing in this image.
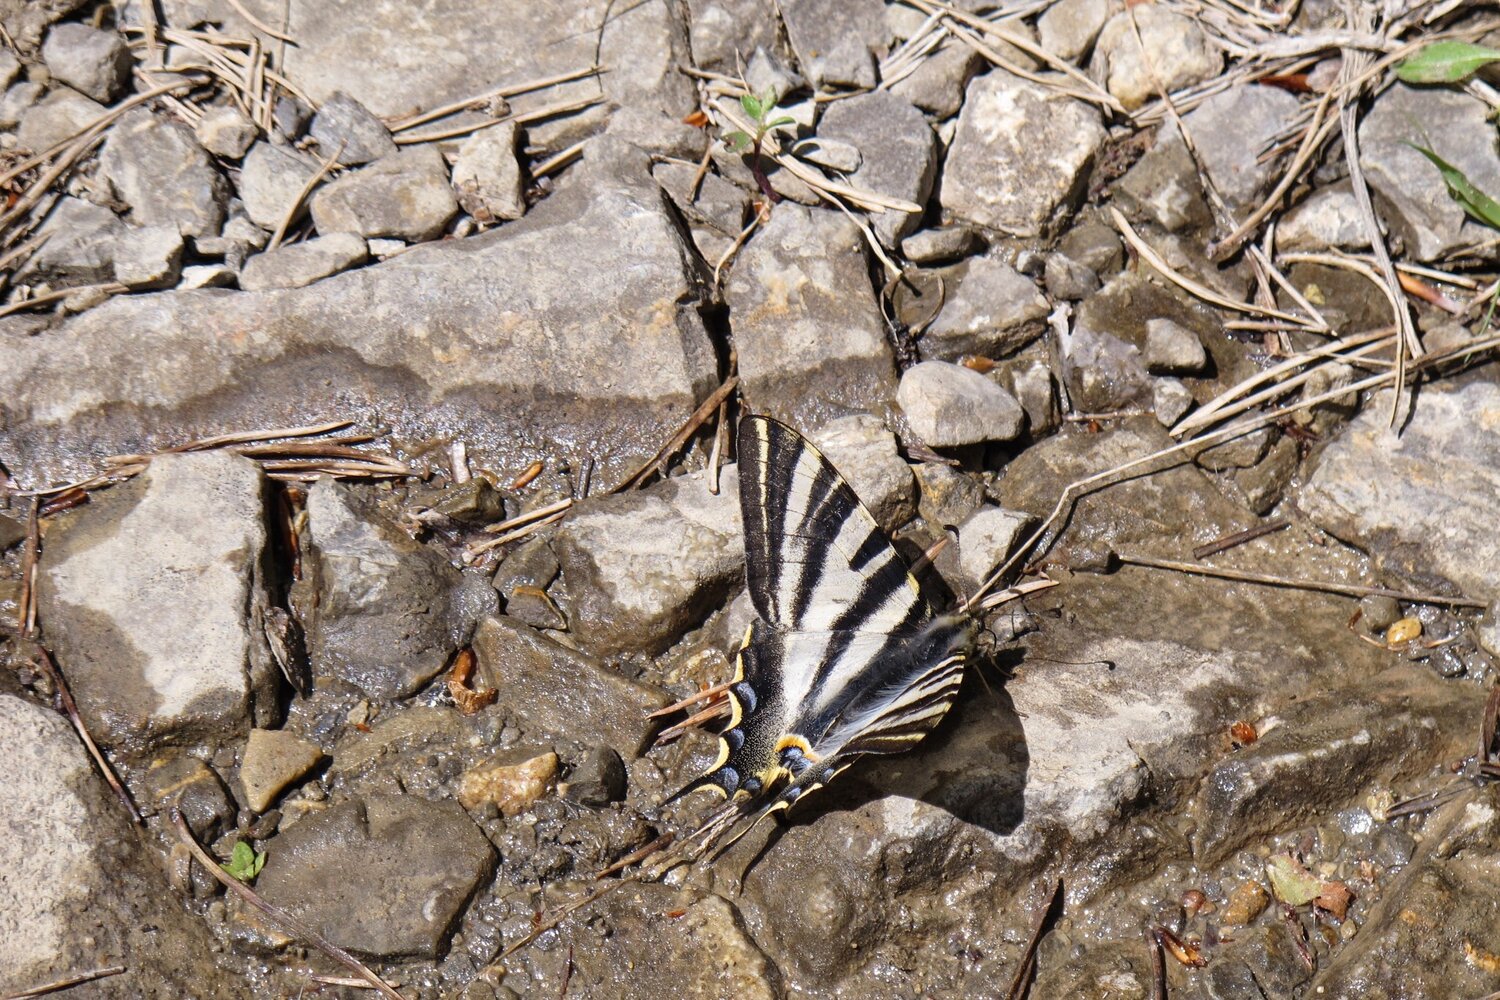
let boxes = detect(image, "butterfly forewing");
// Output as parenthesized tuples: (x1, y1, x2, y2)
(680, 415, 972, 815)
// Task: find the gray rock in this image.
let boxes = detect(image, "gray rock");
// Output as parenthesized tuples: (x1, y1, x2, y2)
(178, 263, 237, 288)
(956, 505, 1034, 589)
(0, 694, 242, 998)
(492, 537, 559, 599)
(898, 361, 1026, 447)
(1113, 132, 1209, 233)
(0, 48, 17, 91)
(237, 141, 319, 230)
(196, 212, 270, 259)
(41, 22, 132, 102)
(310, 144, 457, 241)
(941, 69, 1106, 237)
(727, 204, 896, 429)
(99, 107, 227, 238)
(1038, 0, 1110, 62)
(1092, 6, 1222, 111)
(816, 90, 936, 244)
(17, 196, 124, 287)
(293, 478, 496, 700)
(1, 0, 90, 53)
(473, 615, 668, 757)
(308, 90, 397, 166)
(240, 728, 327, 813)
(688, 0, 782, 72)
(15, 85, 105, 152)
(560, 746, 627, 806)
(1302, 382, 1500, 600)
(1280, 184, 1372, 251)
(1, 139, 720, 492)
(194, 103, 258, 159)
(1152, 377, 1194, 427)
(782, 0, 887, 88)
(1194, 425, 1273, 472)
(37, 452, 277, 754)
(1144, 317, 1207, 374)
(809, 413, 916, 532)
(451, 121, 524, 224)
(901, 225, 983, 265)
(0, 80, 42, 129)
(744, 45, 804, 104)
(921, 255, 1050, 361)
(1010, 359, 1058, 435)
(1191, 672, 1470, 864)
(1359, 82, 1500, 261)
(1058, 219, 1124, 275)
(111, 223, 185, 289)
(238, 232, 368, 290)
(0, 512, 24, 551)
(255, 795, 496, 959)
(914, 461, 984, 527)
(141, 752, 238, 843)
(553, 468, 742, 658)
(653, 160, 748, 258)
(1043, 251, 1099, 300)
(889, 38, 982, 119)
(792, 136, 862, 173)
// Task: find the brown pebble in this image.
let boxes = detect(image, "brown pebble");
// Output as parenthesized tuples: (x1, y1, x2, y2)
(1220, 880, 1270, 926)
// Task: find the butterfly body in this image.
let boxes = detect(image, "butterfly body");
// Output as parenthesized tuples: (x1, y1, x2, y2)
(673, 415, 976, 842)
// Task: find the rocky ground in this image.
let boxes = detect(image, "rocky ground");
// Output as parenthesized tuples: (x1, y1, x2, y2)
(3, 0, 1500, 998)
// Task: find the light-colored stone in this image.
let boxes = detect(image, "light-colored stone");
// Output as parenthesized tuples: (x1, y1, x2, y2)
(956, 505, 1034, 588)
(901, 226, 983, 265)
(1092, 6, 1222, 111)
(99, 107, 227, 237)
(1280, 184, 1372, 251)
(898, 360, 1026, 447)
(744, 45, 803, 104)
(1144, 317, 1207, 374)
(240, 728, 327, 812)
(194, 103, 258, 158)
(239, 232, 368, 291)
(456, 749, 558, 815)
(111, 223, 185, 289)
(890, 37, 982, 119)
(941, 70, 1106, 237)
(815, 90, 936, 243)
(920, 255, 1050, 360)
(1038, 0, 1110, 62)
(1153, 378, 1194, 427)
(451, 120, 525, 223)
(810, 414, 917, 532)
(0, 80, 42, 129)
(0, 49, 18, 91)
(37, 451, 276, 751)
(178, 262, 237, 288)
(310, 144, 457, 241)
(42, 23, 132, 102)
(17, 196, 124, 287)
(781, 0, 887, 88)
(237, 141, 319, 230)
(15, 86, 106, 152)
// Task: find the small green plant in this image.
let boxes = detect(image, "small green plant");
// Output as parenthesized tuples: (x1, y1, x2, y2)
(1394, 40, 1500, 84)
(723, 90, 796, 204)
(224, 840, 266, 882)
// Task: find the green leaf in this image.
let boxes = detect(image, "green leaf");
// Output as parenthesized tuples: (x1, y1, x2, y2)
(225, 840, 266, 882)
(1266, 854, 1321, 907)
(767, 116, 796, 129)
(723, 130, 752, 153)
(740, 93, 763, 121)
(1407, 142, 1500, 230)
(1394, 41, 1500, 84)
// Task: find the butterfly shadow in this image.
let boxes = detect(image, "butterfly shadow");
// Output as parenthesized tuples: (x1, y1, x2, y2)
(730, 648, 1031, 876)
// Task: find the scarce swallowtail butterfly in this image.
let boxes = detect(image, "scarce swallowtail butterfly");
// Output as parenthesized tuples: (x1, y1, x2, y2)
(669, 414, 977, 853)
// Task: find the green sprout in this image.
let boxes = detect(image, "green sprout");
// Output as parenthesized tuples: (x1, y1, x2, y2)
(723, 90, 796, 204)
(223, 840, 266, 882)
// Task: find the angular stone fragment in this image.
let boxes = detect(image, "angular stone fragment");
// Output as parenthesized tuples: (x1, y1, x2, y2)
(920, 255, 1050, 361)
(451, 121, 525, 223)
(255, 795, 496, 959)
(99, 107, 227, 237)
(293, 478, 497, 700)
(18, 196, 124, 287)
(553, 468, 742, 658)
(237, 141, 319, 230)
(472, 616, 668, 757)
(781, 0, 887, 88)
(308, 90, 397, 166)
(42, 23, 132, 102)
(456, 748, 557, 814)
(815, 90, 935, 243)
(37, 452, 277, 753)
(111, 223, 185, 289)
(901, 226, 983, 265)
(898, 361, 1025, 447)
(240, 728, 327, 813)
(941, 70, 1106, 237)
(1092, 6, 1222, 111)
(1279, 184, 1371, 251)
(239, 232, 368, 290)
(1144, 317, 1207, 374)
(956, 505, 1034, 588)
(194, 104, 258, 159)
(1038, 0, 1110, 62)
(890, 38, 981, 119)
(727, 205, 896, 427)
(15, 85, 105, 152)
(311, 144, 458, 241)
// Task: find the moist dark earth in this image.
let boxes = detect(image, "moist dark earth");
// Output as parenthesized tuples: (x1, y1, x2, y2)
(4, 1, 1500, 998)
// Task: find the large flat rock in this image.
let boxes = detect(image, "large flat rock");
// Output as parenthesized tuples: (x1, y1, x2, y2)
(1, 139, 718, 489)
